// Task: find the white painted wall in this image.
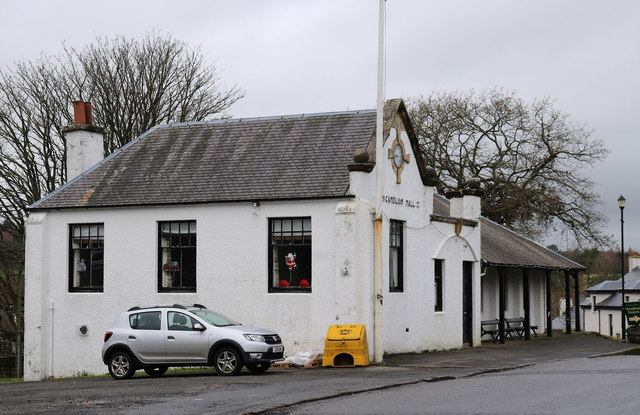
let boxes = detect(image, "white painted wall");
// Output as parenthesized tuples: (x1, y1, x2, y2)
(376, 115, 481, 352)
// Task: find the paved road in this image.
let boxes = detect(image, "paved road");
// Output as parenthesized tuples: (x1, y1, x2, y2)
(0, 333, 635, 414)
(281, 356, 640, 414)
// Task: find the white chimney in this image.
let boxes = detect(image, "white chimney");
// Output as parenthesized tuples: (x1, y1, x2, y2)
(447, 178, 483, 220)
(630, 252, 640, 271)
(62, 101, 105, 181)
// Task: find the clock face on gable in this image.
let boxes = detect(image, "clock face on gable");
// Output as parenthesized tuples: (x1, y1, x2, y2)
(388, 134, 410, 183)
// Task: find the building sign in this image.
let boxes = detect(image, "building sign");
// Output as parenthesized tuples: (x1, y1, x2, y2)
(382, 195, 420, 209)
(624, 301, 640, 326)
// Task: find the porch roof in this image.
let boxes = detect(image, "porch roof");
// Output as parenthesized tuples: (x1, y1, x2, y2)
(433, 194, 585, 271)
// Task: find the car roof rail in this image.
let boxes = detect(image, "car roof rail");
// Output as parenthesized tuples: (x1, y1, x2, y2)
(128, 306, 141, 312)
(171, 304, 187, 310)
(192, 303, 207, 309)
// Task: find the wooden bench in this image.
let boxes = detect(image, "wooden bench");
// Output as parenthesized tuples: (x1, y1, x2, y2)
(505, 317, 538, 339)
(481, 319, 514, 342)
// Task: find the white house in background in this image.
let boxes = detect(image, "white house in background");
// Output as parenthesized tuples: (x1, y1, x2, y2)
(24, 99, 484, 380)
(581, 253, 640, 338)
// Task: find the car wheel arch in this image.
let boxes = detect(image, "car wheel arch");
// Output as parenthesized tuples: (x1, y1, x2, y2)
(208, 339, 243, 364)
(104, 344, 141, 367)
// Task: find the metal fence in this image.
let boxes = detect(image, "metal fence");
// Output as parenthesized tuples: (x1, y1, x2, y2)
(0, 354, 19, 378)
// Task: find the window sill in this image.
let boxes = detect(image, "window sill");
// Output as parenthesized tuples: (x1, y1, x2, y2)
(269, 288, 312, 293)
(158, 288, 197, 293)
(69, 289, 103, 293)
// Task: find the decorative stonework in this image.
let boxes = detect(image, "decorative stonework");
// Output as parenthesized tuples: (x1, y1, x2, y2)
(387, 134, 410, 183)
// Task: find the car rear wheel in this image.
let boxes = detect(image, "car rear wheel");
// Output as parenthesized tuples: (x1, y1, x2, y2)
(246, 362, 271, 374)
(144, 366, 168, 377)
(214, 347, 243, 376)
(108, 351, 136, 380)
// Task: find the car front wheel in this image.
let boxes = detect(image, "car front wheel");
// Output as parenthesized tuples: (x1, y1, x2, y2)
(108, 351, 136, 380)
(144, 366, 168, 377)
(214, 347, 243, 376)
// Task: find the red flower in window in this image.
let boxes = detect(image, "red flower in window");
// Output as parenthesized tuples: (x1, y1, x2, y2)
(299, 279, 310, 288)
(279, 280, 289, 288)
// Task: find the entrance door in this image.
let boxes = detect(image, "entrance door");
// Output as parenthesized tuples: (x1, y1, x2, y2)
(462, 261, 473, 346)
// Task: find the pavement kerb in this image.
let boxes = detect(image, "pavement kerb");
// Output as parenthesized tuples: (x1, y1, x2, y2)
(254, 363, 531, 414)
(588, 345, 640, 358)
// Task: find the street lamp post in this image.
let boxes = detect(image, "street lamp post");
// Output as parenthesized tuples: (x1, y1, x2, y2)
(618, 195, 626, 341)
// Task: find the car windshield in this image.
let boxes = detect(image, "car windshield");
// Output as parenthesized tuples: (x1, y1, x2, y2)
(192, 309, 240, 327)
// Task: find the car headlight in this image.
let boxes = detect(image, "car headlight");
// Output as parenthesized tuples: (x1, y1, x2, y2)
(243, 334, 265, 342)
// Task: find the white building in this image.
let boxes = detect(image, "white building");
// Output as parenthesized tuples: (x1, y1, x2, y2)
(581, 253, 640, 338)
(23, 99, 584, 381)
(24, 99, 486, 380)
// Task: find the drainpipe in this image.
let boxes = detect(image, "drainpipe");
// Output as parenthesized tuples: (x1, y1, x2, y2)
(48, 299, 54, 378)
(373, 0, 385, 363)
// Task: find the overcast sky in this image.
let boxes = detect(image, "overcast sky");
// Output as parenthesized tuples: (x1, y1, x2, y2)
(1, 0, 638, 251)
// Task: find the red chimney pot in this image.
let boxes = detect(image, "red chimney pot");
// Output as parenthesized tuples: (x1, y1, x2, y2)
(73, 101, 92, 125)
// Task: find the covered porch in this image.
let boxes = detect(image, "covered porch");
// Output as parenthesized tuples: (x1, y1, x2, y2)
(480, 219, 586, 343)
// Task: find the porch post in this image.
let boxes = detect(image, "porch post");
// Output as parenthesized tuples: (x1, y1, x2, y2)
(545, 270, 552, 337)
(498, 267, 506, 344)
(523, 268, 531, 340)
(573, 270, 581, 332)
(564, 270, 572, 334)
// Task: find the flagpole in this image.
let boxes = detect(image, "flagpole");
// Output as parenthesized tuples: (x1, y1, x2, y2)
(373, 0, 385, 363)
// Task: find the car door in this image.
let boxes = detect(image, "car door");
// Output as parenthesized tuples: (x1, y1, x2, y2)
(164, 311, 210, 362)
(126, 311, 166, 363)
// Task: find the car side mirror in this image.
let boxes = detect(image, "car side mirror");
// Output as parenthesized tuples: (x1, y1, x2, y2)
(193, 323, 206, 331)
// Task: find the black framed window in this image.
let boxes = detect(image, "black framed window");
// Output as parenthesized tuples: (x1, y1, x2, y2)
(389, 220, 403, 292)
(158, 221, 196, 292)
(69, 223, 104, 292)
(269, 217, 312, 292)
(434, 259, 443, 312)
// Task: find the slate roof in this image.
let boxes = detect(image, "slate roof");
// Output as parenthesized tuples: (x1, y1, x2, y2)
(433, 194, 585, 271)
(586, 267, 640, 293)
(30, 110, 380, 210)
(596, 292, 623, 308)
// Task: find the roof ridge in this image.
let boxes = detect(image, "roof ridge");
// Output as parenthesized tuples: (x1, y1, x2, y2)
(155, 109, 377, 130)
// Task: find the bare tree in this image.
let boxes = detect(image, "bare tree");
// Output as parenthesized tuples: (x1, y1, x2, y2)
(62, 32, 244, 152)
(408, 88, 610, 248)
(0, 32, 244, 358)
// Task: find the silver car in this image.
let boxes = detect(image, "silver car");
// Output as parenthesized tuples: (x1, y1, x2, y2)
(102, 304, 284, 379)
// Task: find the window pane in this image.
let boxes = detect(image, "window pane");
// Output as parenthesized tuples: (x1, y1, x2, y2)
(389, 247, 399, 288)
(171, 222, 179, 234)
(292, 219, 302, 233)
(180, 222, 188, 234)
